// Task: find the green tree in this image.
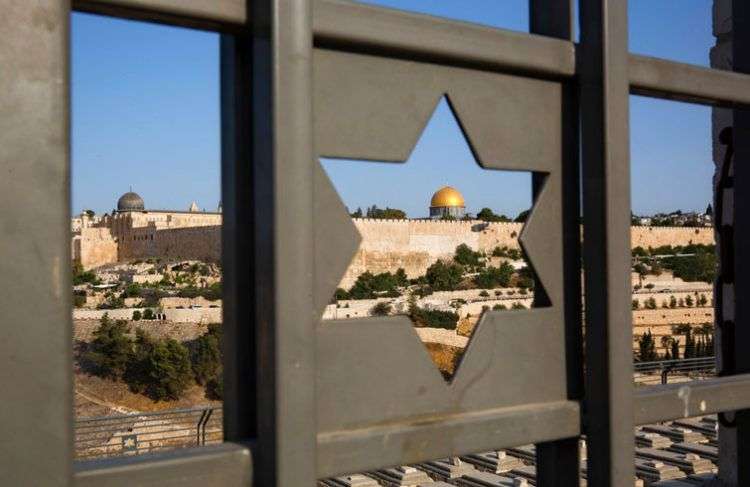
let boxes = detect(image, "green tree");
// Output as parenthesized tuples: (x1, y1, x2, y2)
(425, 260, 464, 291)
(698, 294, 708, 306)
(493, 304, 507, 310)
(660, 336, 673, 360)
(83, 315, 132, 379)
(476, 207, 511, 222)
(671, 338, 680, 360)
(515, 209, 531, 222)
(454, 244, 482, 266)
(632, 299, 639, 310)
(685, 294, 694, 307)
(669, 295, 678, 309)
(334, 288, 349, 301)
(132, 310, 142, 321)
(637, 330, 658, 362)
(474, 263, 514, 289)
(191, 324, 222, 398)
(645, 297, 657, 310)
(124, 283, 142, 298)
(143, 308, 156, 320)
(126, 330, 193, 401)
(511, 302, 526, 310)
(350, 207, 363, 218)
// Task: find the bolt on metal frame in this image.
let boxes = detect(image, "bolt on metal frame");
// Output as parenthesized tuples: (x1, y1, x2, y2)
(3, 0, 750, 486)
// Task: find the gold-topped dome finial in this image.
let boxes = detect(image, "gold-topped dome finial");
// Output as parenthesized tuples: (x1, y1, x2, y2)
(430, 186, 465, 208)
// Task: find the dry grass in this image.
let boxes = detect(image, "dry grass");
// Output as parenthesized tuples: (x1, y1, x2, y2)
(423, 342, 464, 379)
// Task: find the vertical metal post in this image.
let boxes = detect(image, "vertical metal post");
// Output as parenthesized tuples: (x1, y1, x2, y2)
(0, 1, 72, 486)
(732, 0, 750, 482)
(579, 0, 635, 485)
(250, 1, 317, 485)
(530, 1, 582, 486)
(221, 32, 257, 443)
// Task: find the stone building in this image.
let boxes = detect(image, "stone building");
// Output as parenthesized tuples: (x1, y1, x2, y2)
(72, 191, 222, 269)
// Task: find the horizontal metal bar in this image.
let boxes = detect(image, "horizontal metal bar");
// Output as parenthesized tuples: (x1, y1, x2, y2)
(635, 373, 750, 425)
(629, 54, 750, 107)
(74, 442, 252, 486)
(313, 0, 576, 79)
(72, 0, 245, 30)
(316, 400, 580, 479)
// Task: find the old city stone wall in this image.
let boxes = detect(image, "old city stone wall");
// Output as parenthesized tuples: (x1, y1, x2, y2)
(339, 219, 715, 289)
(74, 228, 118, 269)
(119, 224, 221, 263)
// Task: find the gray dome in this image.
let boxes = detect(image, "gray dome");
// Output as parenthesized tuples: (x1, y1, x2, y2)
(117, 192, 145, 212)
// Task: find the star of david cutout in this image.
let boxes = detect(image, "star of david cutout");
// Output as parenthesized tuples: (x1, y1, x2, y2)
(316, 95, 550, 382)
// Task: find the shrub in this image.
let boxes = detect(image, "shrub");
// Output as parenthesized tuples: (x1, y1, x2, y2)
(191, 324, 222, 388)
(669, 295, 678, 309)
(645, 283, 655, 290)
(72, 263, 99, 286)
(370, 301, 392, 316)
(126, 330, 192, 401)
(454, 244, 482, 266)
(124, 283, 142, 298)
(425, 260, 464, 291)
(348, 270, 405, 299)
(637, 330, 658, 362)
(698, 294, 708, 306)
(479, 290, 490, 298)
(645, 297, 657, 309)
(83, 315, 132, 379)
(410, 306, 459, 330)
(143, 308, 156, 320)
(132, 310, 142, 321)
(474, 263, 513, 289)
(685, 295, 694, 307)
(492, 304, 507, 310)
(632, 299, 639, 310)
(73, 292, 87, 308)
(334, 288, 349, 301)
(511, 302, 526, 310)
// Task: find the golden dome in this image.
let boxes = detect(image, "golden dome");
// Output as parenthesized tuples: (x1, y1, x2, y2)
(430, 186, 465, 208)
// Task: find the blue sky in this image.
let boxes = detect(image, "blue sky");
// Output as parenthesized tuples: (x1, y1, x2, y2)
(72, 1, 716, 217)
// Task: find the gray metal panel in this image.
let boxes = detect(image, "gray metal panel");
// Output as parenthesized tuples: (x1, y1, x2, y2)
(250, 0, 317, 485)
(313, 162, 362, 318)
(629, 54, 750, 107)
(313, 0, 575, 79)
(317, 400, 580, 478)
(579, 0, 635, 485)
(0, 2, 72, 486)
(315, 49, 563, 169)
(634, 374, 750, 425)
(314, 44, 572, 478)
(530, 2, 582, 486)
(74, 443, 252, 486)
(317, 311, 567, 431)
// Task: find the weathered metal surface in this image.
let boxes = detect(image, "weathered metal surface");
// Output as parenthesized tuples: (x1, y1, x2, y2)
(630, 54, 750, 107)
(74, 443, 252, 486)
(579, 0, 635, 485)
(635, 374, 750, 425)
(0, 1, 72, 485)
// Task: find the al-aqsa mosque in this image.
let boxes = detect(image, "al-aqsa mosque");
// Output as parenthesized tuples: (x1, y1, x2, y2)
(429, 186, 466, 220)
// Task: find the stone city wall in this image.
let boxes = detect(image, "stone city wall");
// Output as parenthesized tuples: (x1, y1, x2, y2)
(73, 307, 221, 324)
(339, 219, 716, 289)
(74, 227, 119, 270)
(118, 224, 221, 264)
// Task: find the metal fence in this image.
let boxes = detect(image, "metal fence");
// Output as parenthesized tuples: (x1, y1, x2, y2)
(5, 0, 750, 485)
(75, 407, 222, 460)
(634, 357, 717, 386)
